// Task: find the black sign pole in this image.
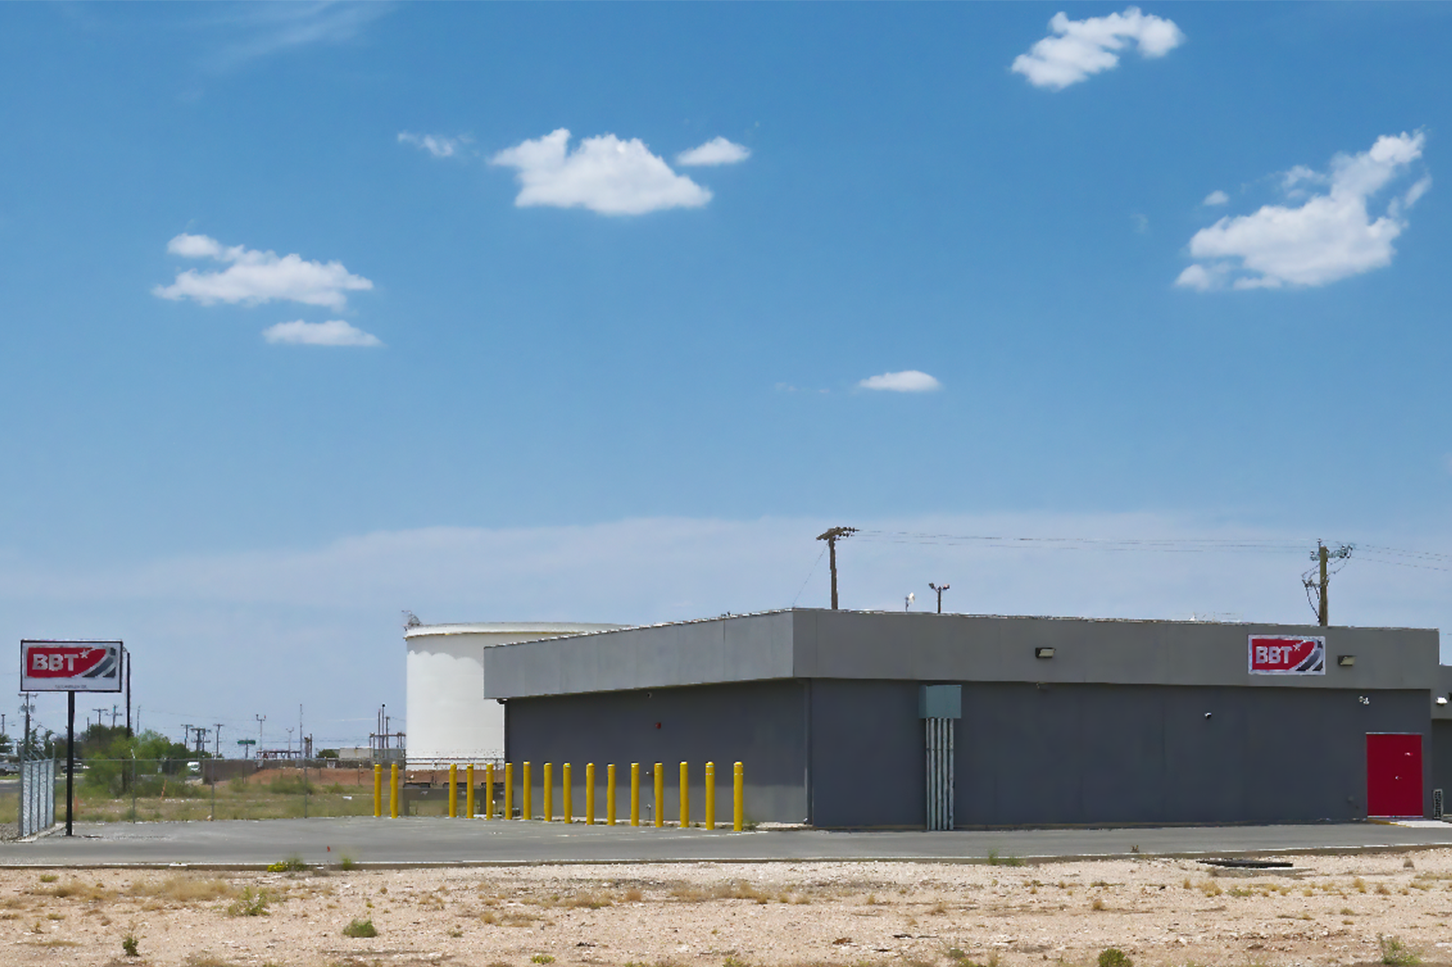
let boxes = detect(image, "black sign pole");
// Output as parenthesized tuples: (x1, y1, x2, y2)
(65, 690, 75, 837)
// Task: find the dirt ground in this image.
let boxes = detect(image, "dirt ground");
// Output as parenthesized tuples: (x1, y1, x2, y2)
(4, 849, 1452, 967)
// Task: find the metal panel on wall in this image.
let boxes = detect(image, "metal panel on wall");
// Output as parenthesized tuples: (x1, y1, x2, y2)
(1367, 732, 1423, 818)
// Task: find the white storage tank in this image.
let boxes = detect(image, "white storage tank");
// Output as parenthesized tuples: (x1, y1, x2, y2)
(404, 622, 622, 767)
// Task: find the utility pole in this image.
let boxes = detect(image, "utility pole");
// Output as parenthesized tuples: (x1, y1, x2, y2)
(93, 708, 107, 732)
(928, 582, 950, 614)
(1302, 540, 1353, 627)
(213, 724, 224, 758)
(181, 724, 192, 749)
(256, 714, 266, 751)
(816, 526, 857, 610)
(21, 693, 33, 757)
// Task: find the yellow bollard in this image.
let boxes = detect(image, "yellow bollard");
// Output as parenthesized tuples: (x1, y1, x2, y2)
(630, 763, 640, 826)
(390, 762, 400, 819)
(486, 763, 495, 819)
(448, 763, 457, 818)
(679, 761, 689, 828)
(543, 762, 553, 821)
(522, 762, 532, 820)
(733, 761, 743, 831)
(705, 762, 715, 830)
(467, 764, 475, 819)
(607, 764, 617, 826)
(373, 764, 382, 818)
(585, 763, 595, 825)
(563, 763, 572, 824)
(654, 762, 664, 828)
(504, 762, 513, 819)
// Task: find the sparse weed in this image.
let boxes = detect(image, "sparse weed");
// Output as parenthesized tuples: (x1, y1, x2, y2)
(226, 887, 271, 917)
(38, 874, 58, 884)
(338, 855, 358, 871)
(266, 856, 308, 873)
(343, 917, 377, 938)
(122, 928, 141, 957)
(530, 955, 555, 964)
(1098, 948, 1133, 967)
(1379, 935, 1420, 966)
(1090, 896, 1105, 911)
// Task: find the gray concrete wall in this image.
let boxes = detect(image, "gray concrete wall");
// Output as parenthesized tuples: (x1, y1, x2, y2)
(503, 680, 809, 824)
(485, 609, 1437, 699)
(1433, 720, 1452, 808)
(793, 610, 1437, 691)
(806, 680, 1430, 827)
(487, 612, 794, 699)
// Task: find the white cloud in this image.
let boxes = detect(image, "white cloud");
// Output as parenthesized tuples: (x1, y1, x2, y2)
(153, 234, 374, 310)
(1178, 132, 1430, 291)
(398, 131, 468, 158)
(1012, 6, 1184, 90)
(858, 370, 942, 393)
(676, 137, 751, 167)
(1203, 190, 1229, 206)
(489, 128, 711, 215)
(263, 319, 382, 347)
(210, 2, 392, 70)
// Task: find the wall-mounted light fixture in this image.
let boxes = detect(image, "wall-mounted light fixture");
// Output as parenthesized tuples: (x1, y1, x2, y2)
(1437, 697, 1448, 706)
(1358, 695, 1370, 705)
(1337, 655, 1355, 667)
(1035, 647, 1055, 659)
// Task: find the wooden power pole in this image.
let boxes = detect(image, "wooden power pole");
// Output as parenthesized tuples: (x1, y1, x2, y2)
(816, 527, 857, 610)
(1303, 540, 1352, 627)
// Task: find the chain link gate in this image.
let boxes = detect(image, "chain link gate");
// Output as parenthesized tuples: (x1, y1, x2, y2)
(18, 755, 56, 838)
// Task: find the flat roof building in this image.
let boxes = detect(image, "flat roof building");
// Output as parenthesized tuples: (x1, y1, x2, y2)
(483, 608, 1448, 828)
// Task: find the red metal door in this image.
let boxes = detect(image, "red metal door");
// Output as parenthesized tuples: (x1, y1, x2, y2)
(1367, 733, 1423, 817)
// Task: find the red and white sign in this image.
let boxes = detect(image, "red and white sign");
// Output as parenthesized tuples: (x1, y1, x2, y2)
(1248, 635, 1325, 675)
(20, 640, 123, 692)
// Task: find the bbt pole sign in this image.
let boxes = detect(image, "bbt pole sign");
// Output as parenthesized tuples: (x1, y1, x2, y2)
(21, 640, 123, 692)
(20, 639, 127, 839)
(1248, 635, 1325, 675)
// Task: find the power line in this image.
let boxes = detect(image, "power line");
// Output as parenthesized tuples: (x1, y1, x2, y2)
(853, 531, 1314, 553)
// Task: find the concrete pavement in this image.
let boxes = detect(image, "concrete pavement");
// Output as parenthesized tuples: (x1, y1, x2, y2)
(5, 818, 1452, 868)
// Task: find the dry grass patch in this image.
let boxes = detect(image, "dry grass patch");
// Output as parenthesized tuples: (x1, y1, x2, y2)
(130, 875, 235, 902)
(34, 879, 114, 901)
(671, 880, 773, 903)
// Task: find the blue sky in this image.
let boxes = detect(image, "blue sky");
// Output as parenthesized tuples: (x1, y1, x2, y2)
(4, 3, 1452, 747)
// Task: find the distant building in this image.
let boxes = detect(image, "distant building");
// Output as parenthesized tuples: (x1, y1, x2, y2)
(404, 621, 623, 769)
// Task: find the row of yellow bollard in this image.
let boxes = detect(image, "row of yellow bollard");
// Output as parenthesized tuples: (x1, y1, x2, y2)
(372, 759, 744, 830)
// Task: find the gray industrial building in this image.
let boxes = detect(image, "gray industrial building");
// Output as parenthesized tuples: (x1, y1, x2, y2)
(484, 608, 1452, 829)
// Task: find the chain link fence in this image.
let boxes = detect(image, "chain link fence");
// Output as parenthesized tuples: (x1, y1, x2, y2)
(70, 759, 393, 822)
(0, 748, 60, 840)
